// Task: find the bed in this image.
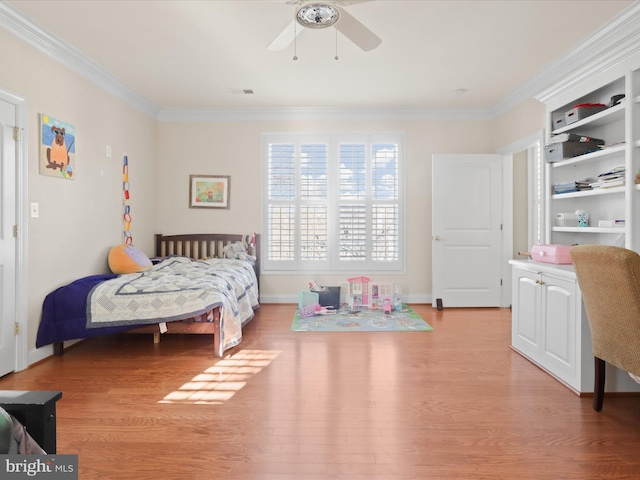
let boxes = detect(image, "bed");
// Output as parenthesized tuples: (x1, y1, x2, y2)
(36, 233, 260, 358)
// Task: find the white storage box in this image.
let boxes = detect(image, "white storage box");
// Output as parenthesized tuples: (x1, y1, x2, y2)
(598, 219, 625, 228)
(564, 104, 607, 125)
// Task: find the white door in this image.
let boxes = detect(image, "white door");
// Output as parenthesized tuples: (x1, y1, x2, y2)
(432, 154, 503, 307)
(0, 97, 17, 376)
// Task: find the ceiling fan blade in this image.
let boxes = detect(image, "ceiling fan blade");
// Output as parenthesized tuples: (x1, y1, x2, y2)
(334, 6, 381, 51)
(267, 19, 302, 51)
(284, 0, 371, 4)
(336, 0, 373, 5)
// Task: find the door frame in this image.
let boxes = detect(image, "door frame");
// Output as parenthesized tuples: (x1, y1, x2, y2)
(497, 129, 545, 309)
(0, 87, 28, 373)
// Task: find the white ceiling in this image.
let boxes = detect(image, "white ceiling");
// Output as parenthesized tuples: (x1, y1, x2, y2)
(4, 0, 635, 112)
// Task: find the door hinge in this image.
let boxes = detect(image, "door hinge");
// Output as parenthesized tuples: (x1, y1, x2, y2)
(500, 279, 503, 286)
(500, 223, 503, 230)
(13, 225, 18, 238)
(14, 322, 19, 335)
(13, 127, 19, 141)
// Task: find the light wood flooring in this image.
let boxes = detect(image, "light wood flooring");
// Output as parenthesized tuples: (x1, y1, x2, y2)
(1, 304, 640, 479)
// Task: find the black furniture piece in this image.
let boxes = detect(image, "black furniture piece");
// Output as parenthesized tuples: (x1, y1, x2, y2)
(0, 390, 62, 453)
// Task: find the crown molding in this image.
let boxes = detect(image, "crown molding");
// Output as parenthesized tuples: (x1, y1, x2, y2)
(0, 0, 160, 119)
(157, 106, 493, 122)
(1, 0, 639, 122)
(534, 1, 640, 105)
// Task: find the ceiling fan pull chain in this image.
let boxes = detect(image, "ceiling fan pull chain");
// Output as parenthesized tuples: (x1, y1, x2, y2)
(335, 28, 339, 60)
(293, 17, 298, 61)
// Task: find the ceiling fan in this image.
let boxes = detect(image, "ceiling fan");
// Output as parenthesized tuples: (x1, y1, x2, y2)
(268, 0, 381, 52)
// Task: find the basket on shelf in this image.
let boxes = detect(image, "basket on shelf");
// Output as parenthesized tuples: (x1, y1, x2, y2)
(555, 212, 589, 227)
(544, 141, 601, 163)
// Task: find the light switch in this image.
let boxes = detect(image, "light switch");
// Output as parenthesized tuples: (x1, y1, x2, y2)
(30, 202, 39, 218)
(106, 145, 112, 158)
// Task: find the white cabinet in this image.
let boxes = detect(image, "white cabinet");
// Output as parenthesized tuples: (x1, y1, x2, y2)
(510, 259, 640, 394)
(510, 260, 589, 392)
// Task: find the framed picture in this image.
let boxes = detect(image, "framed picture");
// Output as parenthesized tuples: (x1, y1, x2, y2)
(189, 175, 230, 209)
(39, 113, 76, 179)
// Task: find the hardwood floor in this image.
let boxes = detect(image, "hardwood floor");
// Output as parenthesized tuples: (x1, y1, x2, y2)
(1, 304, 640, 479)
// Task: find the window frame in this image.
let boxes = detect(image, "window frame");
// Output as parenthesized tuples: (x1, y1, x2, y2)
(261, 132, 406, 275)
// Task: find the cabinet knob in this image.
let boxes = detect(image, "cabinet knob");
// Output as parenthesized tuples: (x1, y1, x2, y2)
(434, 235, 440, 241)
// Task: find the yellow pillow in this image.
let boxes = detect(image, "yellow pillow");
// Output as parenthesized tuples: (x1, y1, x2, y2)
(108, 244, 152, 274)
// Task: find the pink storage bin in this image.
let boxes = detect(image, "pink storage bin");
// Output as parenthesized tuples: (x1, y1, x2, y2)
(530, 244, 573, 265)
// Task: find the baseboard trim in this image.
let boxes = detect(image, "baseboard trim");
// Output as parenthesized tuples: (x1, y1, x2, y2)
(259, 293, 432, 305)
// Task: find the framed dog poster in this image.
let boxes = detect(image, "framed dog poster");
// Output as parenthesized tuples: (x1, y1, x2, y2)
(189, 175, 230, 209)
(39, 114, 76, 179)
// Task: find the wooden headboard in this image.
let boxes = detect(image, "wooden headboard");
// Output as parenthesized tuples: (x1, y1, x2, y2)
(155, 233, 260, 281)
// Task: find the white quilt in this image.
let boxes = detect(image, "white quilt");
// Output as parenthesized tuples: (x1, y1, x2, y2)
(87, 256, 259, 353)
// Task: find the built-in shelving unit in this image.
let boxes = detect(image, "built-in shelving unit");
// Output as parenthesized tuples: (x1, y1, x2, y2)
(543, 72, 633, 247)
(509, 52, 640, 395)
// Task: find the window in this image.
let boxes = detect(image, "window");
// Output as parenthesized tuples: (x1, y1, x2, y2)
(262, 133, 405, 274)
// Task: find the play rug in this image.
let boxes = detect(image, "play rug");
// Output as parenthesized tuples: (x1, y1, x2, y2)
(291, 305, 433, 332)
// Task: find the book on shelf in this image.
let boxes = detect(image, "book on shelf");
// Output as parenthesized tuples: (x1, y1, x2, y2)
(590, 179, 625, 188)
(547, 133, 604, 145)
(590, 167, 625, 187)
(598, 166, 625, 178)
(552, 178, 595, 194)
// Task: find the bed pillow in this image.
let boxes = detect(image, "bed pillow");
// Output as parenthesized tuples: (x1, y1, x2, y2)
(108, 244, 152, 274)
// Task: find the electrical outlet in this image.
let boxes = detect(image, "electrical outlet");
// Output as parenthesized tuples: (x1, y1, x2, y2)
(106, 145, 112, 158)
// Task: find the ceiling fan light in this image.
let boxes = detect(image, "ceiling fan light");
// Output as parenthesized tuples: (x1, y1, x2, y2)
(296, 3, 340, 29)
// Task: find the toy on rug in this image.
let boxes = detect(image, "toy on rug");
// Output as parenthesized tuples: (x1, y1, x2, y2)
(298, 303, 336, 317)
(222, 241, 256, 261)
(382, 298, 393, 314)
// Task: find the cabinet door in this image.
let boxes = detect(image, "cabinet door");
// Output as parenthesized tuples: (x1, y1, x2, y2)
(540, 275, 576, 380)
(512, 269, 541, 359)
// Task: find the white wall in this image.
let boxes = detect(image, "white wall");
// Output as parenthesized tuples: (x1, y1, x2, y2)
(156, 103, 548, 302)
(490, 98, 546, 149)
(157, 118, 506, 301)
(0, 28, 158, 350)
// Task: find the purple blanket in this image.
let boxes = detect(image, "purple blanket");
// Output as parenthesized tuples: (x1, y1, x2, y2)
(36, 274, 135, 348)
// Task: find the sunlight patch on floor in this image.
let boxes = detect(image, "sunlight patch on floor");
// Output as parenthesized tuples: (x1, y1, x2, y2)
(158, 349, 281, 405)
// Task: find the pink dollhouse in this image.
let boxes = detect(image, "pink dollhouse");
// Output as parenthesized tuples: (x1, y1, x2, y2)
(347, 276, 369, 308)
(369, 282, 394, 309)
(347, 277, 396, 310)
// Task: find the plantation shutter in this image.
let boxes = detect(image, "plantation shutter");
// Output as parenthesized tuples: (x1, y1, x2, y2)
(263, 133, 404, 273)
(300, 143, 328, 261)
(267, 143, 296, 265)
